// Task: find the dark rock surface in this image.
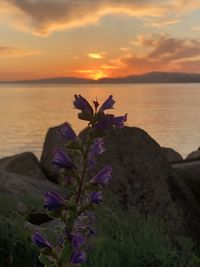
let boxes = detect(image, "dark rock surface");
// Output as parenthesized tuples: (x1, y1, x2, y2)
(0, 152, 46, 180)
(0, 170, 65, 200)
(97, 127, 172, 214)
(2, 124, 200, 240)
(172, 161, 200, 203)
(91, 127, 200, 239)
(40, 125, 200, 238)
(40, 124, 65, 182)
(171, 162, 200, 240)
(162, 147, 183, 163)
(186, 147, 200, 160)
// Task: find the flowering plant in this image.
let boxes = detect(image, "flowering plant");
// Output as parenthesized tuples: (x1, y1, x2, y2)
(32, 95, 127, 267)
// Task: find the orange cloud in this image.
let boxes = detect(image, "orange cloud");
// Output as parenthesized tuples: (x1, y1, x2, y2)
(1, 0, 199, 35)
(0, 45, 41, 58)
(108, 34, 200, 76)
(88, 52, 106, 59)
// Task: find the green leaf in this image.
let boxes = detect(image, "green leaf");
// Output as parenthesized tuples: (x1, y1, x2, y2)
(65, 140, 83, 151)
(84, 183, 101, 191)
(58, 242, 72, 266)
(39, 255, 56, 267)
(66, 209, 77, 231)
(78, 111, 93, 121)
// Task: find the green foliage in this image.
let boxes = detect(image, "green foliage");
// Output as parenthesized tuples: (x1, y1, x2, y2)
(84, 208, 200, 267)
(0, 194, 38, 267)
(0, 216, 38, 267)
(0, 193, 200, 267)
(0, 194, 18, 217)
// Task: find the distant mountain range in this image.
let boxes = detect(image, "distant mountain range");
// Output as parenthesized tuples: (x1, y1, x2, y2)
(2, 72, 200, 84)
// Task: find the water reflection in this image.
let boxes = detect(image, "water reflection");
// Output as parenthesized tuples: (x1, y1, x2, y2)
(0, 83, 200, 158)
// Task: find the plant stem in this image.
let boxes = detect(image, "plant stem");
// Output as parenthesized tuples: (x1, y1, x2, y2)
(76, 136, 92, 205)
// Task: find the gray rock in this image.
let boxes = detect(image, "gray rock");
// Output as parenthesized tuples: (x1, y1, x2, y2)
(186, 147, 200, 160)
(94, 127, 200, 239)
(40, 125, 200, 239)
(40, 124, 66, 181)
(96, 127, 173, 215)
(172, 161, 200, 203)
(0, 152, 46, 180)
(171, 163, 200, 240)
(0, 170, 65, 201)
(162, 147, 183, 162)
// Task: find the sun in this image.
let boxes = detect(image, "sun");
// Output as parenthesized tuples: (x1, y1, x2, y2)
(90, 70, 107, 80)
(76, 69, 108, 80)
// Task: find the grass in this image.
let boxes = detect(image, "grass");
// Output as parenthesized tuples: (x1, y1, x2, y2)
(84, 208, 199, 267)
(0, 193, 200, 267)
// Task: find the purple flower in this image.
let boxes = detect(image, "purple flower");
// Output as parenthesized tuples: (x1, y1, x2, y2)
(52, 149, 76, 169)
(32, 232, 52, 249)
(71, 251, 86, 264)
(89, 139, 105, 167)
(94, 114, 113, 131)
(59, 122, 77, 140)
(90, 191, 103, 204)
(74, 94, 93, 114)
(84, 211, 96, 224)
(111, 113, 127, 128)
(99, 95, 115, 112)
(44, 192, 65, 211)
(91, 166, 112, 186)
(71, 233, 85, 250)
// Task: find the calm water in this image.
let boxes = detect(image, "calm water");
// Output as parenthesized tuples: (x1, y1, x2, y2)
(0, 83, 200, 158)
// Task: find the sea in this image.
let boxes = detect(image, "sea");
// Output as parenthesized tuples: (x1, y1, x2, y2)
(0, 83, 200, 159)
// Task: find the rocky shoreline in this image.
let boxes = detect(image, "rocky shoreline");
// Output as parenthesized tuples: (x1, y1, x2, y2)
(1, 125, 200, 241)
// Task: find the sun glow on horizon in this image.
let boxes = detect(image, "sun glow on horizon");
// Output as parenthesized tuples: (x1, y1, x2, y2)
(1, 0, 200, 80)
(76, 69, 107, 80)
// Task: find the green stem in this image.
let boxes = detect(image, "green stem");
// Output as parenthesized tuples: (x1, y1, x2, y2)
(58, 130, 93, 267)
(76, 135, 92, 205)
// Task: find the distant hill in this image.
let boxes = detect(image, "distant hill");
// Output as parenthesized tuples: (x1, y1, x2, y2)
(0, 76, 94, 84)
(2, 72, 200, 84)
(98, 72, 200, 83)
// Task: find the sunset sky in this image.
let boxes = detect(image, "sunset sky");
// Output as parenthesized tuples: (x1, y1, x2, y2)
(1, 0, 200, 81)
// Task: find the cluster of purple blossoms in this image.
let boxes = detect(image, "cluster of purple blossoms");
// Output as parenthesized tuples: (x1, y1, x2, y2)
(32, 95, 127, 267)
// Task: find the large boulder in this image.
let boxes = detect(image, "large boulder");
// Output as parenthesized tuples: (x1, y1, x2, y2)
(92, 127, 200, 239)
(172, 161, 200, 203)
(0, 170, 65, 201)
(40, 125, 200, 238)
(186, 147, 200, 160)
(40, 124, 65, 182)
(95, 127, 173, 214)
(162, 147, 183, 163)
(171, 162, 200, 240)
(0, 169, 66, 225)
(0, 152, 46, 180)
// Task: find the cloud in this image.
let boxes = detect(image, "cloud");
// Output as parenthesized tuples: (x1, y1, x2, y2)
(120, 47, 129, 51)
(88, 52, 106, 59)
(1, 0, 199, 35)
(111, 34, 200, 76)
(0, 45, 41, 57)
(143, 18, 181, 29)
(144, 35, 200, 61)
(192, 26, 200, 31)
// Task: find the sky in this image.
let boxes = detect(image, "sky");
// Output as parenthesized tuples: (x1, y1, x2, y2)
(1, 0, 200, 81)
